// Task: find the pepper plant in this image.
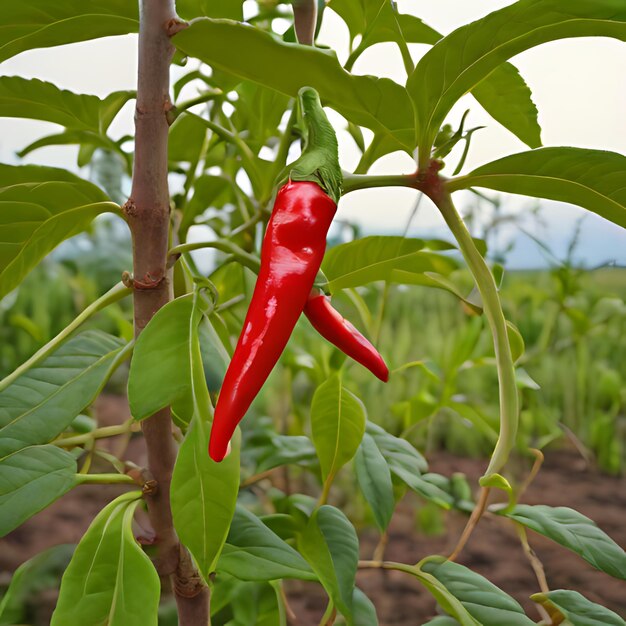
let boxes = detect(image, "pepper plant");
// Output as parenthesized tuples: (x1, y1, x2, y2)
(1, 1, 625, 625)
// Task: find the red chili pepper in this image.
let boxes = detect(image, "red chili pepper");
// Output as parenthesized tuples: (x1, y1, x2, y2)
(304, 289, 389, 382)
(209, 181, 337, 462)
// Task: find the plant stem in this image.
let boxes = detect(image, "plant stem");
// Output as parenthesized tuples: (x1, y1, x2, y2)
(124, 0, 209, 620)
(53, 421, 139, 447)
(0, 282, 131, 393)
(436, 189, 518, 479)
(342, 172, 418, 194)
(448, 486, 491, 561)
(169, 240, 261, 273)
(175, 89, 222, 114)
(75, 473, 136, 485)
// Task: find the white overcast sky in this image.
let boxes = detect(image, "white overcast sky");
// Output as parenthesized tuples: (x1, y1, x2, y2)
(0, 0, 625, 266)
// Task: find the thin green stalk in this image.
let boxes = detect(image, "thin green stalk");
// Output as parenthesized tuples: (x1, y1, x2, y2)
(53, 420, 137, 447)
(273, 102, 298, 182)
(436, 190, 518, 480)
(75, 473, 136, 485)
(175, 89, 222, 114)
(0, 282, 132, 392)
(342, 172, 417, 194)
(318, 600, 336, 626)
(169, 240, 260, 273)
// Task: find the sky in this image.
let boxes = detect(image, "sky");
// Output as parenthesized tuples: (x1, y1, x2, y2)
(0, 0, 624, 268)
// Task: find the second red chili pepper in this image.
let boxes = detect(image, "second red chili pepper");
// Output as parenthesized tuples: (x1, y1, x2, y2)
(304, 289, 389, 382)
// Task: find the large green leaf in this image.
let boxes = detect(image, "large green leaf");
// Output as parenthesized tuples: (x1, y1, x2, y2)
(311, 374, 366, 483)
(218, 505, 316, 581)
(531, 590, 626, 626)
(448, 148, 626, 229)
(173, 19, 415, 152)
(0, 76, 133, 132)
(0, 330, 125, 457)
(408, 0, 626, 156)
(0, 164, 117, 299)
(51, 492, 159, 626)
(501, 504, 626, 580)
(128, 295, 197, 422)
(321, 236, 458, 292)
(299, 506, 359, 623)
(0, 445, 77, 537)
(176, 0, 243, 21)
(471, 63, 541, 150)
(354, 433, 395, 532)
(171, 422, 240, 578)
(0, 1, 139, 63)
(419, 557, 535, 626)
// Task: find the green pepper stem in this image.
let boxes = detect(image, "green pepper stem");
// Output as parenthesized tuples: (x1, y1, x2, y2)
(0, 281, 132, 393)
(342, 172, 418, 194)
(278, 87, 343, 203)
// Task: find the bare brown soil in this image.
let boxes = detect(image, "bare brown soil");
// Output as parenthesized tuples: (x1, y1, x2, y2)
(1, 396, 624, 625)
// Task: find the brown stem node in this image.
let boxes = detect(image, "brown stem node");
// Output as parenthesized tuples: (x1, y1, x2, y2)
(165, 17, 189, 37)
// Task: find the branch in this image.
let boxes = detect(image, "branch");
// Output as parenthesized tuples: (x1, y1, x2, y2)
(0, 282, 131, 393)
(125, 0, 209, 621)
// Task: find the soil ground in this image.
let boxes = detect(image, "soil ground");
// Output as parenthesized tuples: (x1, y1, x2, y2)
(1, 395, 625, 625)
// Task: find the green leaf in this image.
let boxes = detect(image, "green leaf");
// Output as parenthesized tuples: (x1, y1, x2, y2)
(17, 129, 120, 160)
(501, 504, 626, 580)
(173, 19, 415, 153)
(255, 434, 318, 473)
(0, 544, 74, 624)
(0, 331, 125, 457)
(419, 557, 536, 626)
(422, 618, 462, 626)
(390, 467, 454, 509)
(176, 0, 243, 21)
(365, 421, 428, 474)
(408, 0, 626, 156)
(352, 587, 378, 626)
(171, 422, 240, 578)
(52, 492, 159, 626)
(322, 236, 458, 292)
(330, 2, 538, 150)
(531, 590, 626, 626)
(0, 1, 139, 63)
(330, 0, 440, 48)
(169, 112, 208, 164)
(128, 295, 197, 422)
(0, 164, 117, 298)
(448, 148, 626, 229)
(0, 445, 77, 537)
(506, 320, 525, 363)
(311, 374, 366, 483)
(471, 63, 541, 150)
(354, 433, 395, 532)
(0, 76, 133, 132)
(182, 174, 232, 234)
(218, 505, 316, 581)
(299, 505, 359, 623)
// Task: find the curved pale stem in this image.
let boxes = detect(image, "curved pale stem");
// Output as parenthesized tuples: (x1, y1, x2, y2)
(0, 281, 131, 392)
(435, 191, 518, 479)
